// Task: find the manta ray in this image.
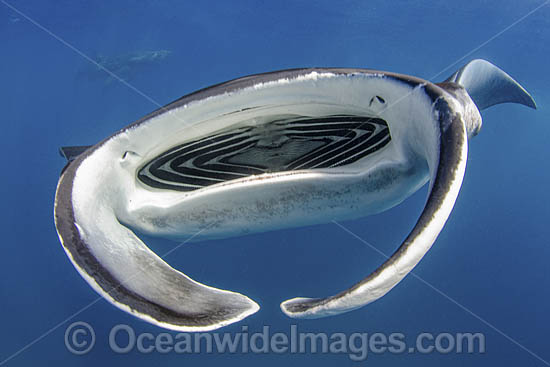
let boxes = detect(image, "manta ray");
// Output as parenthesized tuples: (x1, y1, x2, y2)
(78, 50, 172, 83)
(55, 59, 536, 331)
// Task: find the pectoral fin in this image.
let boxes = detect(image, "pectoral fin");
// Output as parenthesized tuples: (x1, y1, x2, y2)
(281, 112, 468, 318)
(55, 156, 259, 331)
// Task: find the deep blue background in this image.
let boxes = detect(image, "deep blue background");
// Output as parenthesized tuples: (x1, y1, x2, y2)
(1, 0, 549, 365)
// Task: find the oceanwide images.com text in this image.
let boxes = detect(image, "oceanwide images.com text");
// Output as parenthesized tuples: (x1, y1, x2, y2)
(65, 322, 485, 361)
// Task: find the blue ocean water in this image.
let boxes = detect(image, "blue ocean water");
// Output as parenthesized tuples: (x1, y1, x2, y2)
(1, 0, 549, 365)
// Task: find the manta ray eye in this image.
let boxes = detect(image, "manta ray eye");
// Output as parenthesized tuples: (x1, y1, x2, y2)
(121, 151, 140, 161)
(369, 95, 386, 106)
(121, 151, 141, 168)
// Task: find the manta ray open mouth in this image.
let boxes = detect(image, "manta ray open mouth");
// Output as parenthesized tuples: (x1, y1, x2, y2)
(138, 115, 391, 191)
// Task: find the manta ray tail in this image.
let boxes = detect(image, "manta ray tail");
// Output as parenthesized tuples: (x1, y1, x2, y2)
(445, 59, 536, 110)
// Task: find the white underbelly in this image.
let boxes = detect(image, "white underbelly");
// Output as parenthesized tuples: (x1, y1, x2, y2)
(118, 159, 428, 241)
